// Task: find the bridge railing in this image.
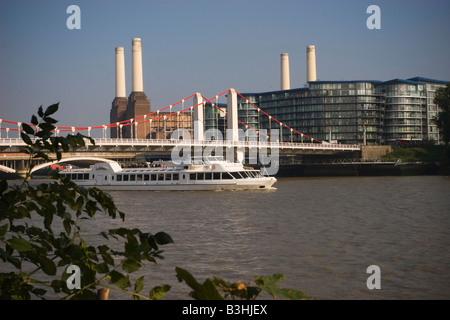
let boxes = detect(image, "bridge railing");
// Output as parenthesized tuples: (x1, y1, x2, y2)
(0, 138, 360, 150)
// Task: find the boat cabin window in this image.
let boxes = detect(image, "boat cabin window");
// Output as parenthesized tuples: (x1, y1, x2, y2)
(123, 175, 129, 181)
(130, 175, 136, 181)
(230, 172, 243, 179)
(190, 173, 196, 181)
(144, 174, 149, 181)
(213, 173, 221, 180)
(173, 173, 179, 181)
(222, 173, 233, 179)
(151, 174, 157, 181)
(205, 173, 212, 180)
(117, 175, 122, 181)
(157, 174, 164, 181)
(166, 174, 172, 181)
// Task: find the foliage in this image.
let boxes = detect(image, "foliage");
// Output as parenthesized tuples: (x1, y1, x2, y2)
(0, 104, 173, 299)
(176, 267, 310, 300)
(434, 83, 450, 145)
(1, 103, 310, 300)
(381, 144, 449, 164)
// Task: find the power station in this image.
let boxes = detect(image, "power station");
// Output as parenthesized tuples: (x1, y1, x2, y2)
(110, 38, 151, 139)
(110, 38, 447, 145)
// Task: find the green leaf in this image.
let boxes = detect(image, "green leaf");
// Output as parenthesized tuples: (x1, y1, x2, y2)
(122, 258, 141, 273)
(134, 276, 144, 294)
(95, 262, 109, 274)
(132, 276, 145, 300)
(44, 103, 59, 117)
(38, 256, 57, 276)
(63, 219, 71, 235)
(38, 106, 44, 117)
(255, 274, 311, 300)
(109, 270, 130, 289)
(149, 285, 171, 300)
(154, 232, 174, 245)
(69, 196, 84, 211)
(9, 237, 33, 252)
(22, 123, 35, 135)
(31, 115, 39, 126)
(43, 116, 58, 124)
(175, 267, 223, 300)
(21, 132, 33, 145)
(0, 223, 8, 237)
(38, 123, 55, 133)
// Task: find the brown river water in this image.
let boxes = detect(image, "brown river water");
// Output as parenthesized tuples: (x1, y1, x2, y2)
(96, 175, 450, 299)
(6, 175, 450, 299)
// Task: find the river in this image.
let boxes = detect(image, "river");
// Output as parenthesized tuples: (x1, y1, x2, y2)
(85, 175, 450, 300)
(6, 175, 450, 300)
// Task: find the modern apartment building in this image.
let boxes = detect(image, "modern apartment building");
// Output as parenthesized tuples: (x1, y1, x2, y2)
(238, 77, 447, 145)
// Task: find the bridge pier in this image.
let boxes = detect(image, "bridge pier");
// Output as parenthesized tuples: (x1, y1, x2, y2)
(193, 93, 204, 160)
(226, 88, 240, 162)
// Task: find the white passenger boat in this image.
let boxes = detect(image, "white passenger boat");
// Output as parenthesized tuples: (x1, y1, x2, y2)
(59, 157, 277, 191)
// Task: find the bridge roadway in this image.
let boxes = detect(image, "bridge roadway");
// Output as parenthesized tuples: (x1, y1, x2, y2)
(1, 137, 360, 154)
(0, 138, 360, 173)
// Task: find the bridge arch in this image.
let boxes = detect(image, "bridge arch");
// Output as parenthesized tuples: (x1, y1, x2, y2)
(0, 164, 16, 173)
(30, 157, 113, 174)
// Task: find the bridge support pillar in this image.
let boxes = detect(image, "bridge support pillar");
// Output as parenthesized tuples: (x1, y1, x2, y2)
(193, 93, 204, 161)
(227, 88, 238, 142)
(193, 93, 204, 141)
(226, 88, 241, 163)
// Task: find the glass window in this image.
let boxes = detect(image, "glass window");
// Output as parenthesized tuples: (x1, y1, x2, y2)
(151, 174, 156, 181)
(230, 172, 241, 179)
(205, 173, 212, 180)
(157, 174, 164, 181)
(166, 174, 172, 181)
(223, 173, 233, 179)
(213, 173, 221, 180)
(137, 175, 142, 181)
(144, 174, 149, 181)
(130, 175, 136, 181)
(190, 173, 196, 180)
(123, 175, 129, 181)
(173, 174, 179, 181)
(117, 175, 122, 181)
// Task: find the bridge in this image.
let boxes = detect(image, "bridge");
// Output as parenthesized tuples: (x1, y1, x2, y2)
(0, 88, 361, 174)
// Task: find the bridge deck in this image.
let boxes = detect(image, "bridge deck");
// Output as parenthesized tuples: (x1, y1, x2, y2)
(1, 138, 360, 151)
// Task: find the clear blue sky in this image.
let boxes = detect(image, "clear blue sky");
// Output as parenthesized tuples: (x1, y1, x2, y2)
(1, 0, 449, 135)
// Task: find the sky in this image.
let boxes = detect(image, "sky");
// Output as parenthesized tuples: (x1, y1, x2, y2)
(0, 0, 449, 136)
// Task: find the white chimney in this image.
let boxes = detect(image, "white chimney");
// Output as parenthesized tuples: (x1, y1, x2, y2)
(306, 45, 317, 83)
(280, 53, 290, 90)
(115, 47, 126, 98)
(132, 38, 144, 92)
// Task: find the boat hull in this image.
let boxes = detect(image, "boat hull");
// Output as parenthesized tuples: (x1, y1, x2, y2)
(73, 177, 277, 191)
